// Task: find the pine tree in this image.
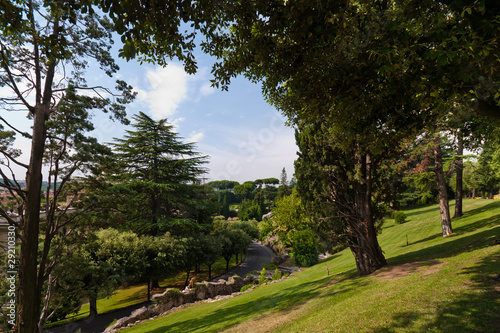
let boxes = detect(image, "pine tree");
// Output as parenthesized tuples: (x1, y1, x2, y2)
(111, 111, 209, 235)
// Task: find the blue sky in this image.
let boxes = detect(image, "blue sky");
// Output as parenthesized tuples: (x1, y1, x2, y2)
(4, 41, 298, 184)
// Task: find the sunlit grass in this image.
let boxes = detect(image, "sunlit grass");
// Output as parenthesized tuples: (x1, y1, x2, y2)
(45, 255, 243, 328)
(122, 199, 500, 333)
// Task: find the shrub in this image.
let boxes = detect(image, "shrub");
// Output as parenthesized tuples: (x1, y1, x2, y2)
(272, 268, 282, 281)
(240, 283, 254, 292)
(292, 230, 318, 267)
(263, 262, 277, 271)
(259, 268, 269, 285)
(394, 211, 408, 224)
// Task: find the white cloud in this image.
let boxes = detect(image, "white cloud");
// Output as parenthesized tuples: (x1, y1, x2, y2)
(187, 131, 204, 143)
(201, 126, 298, 183)
(171, 117, 185, 130)
(199, 83, 216, 97)
(143, 65, 188, 120)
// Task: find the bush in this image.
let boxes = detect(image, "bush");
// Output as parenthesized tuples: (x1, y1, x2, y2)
(394, 211, 408, 224)
(259, 268, 269, 285)
(292, 230, 318, 267)
(240, 283, 255, 292)
(272, 268, 282, 281)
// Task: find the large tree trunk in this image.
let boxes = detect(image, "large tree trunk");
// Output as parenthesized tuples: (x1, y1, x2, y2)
(19, 108, 47, 333)
(348, 153, 387, 276)
(454, 135, 463, 218)
(434, 141, 453, 236)
(89, 297, 98, 318)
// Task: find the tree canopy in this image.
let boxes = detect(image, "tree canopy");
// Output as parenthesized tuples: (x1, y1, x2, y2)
(110, 111, 209, 235)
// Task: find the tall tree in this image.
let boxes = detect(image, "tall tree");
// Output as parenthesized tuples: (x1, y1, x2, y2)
(295, 122, 388, 275)
(0, 1, 137, 329)
(111, 111, 208, 236)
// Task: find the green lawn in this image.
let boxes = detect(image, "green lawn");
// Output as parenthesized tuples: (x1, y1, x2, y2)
(122, 199, 500, 333)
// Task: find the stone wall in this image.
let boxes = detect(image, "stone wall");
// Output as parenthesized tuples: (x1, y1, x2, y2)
(104, 275, 259, 333)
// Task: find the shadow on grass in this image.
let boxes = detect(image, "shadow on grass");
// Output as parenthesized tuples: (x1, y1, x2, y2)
(373, 244, 500, 333)
(403, 204, 440, 218)
(404, 203, 500, 248)
(390, 223, 500, 264)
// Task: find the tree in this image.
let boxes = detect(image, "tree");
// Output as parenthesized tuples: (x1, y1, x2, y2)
(0, 2, 139, 329)
(198, 234, 221, 280)
(291, 230, 318, 267)
(111, 111, 209, 236)
(399, 134, 456, 236)
(270, 190, 312, 247)
(43, 229, 145, 326)
(139, 233, 185, 300)
(277, 168, 291, 199)
(295, 122, 388, 275)
(200, 0, 500, 273)
(233, 181, 256, 201)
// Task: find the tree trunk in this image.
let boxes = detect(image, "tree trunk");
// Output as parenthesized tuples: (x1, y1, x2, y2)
(225, 258, 230, 272)
(184, 270, 191, 288)
(488, 188, 494, 199)
(454, 136, 463, 218)
(208, 264, 212, 280)
(472, 188, 476, 198)
(19, 108, 47, 333)
(434, 141, 453, 236)
(151, 279, 160, 289)
(89, 297, 98, 318)
(147, 279, 151, 301)
(348, 153, 387, 276)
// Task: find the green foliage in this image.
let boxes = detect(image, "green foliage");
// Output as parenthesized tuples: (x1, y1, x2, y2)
(258, 268, 269, 285)
(270, 190, 311, 246)
(394, 211, 408, 225)
(292, 230, 318, 267)
(272, 268, 282, 281)
(238, 199, 262, 221)
(230, 220, 260, 239)
(207, 180, 240, 191)
(110, 111, 209, 236)
(120, 200, 500, 333)
(240, 284, 255, 292)
(258, 218, 274, 241)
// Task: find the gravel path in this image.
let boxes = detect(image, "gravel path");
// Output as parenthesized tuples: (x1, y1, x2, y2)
(44, 241, 275, 333)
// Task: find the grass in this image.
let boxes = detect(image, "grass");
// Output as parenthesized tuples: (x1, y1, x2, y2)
(45, 254, 243, 328)
(122, 199, 500, 333)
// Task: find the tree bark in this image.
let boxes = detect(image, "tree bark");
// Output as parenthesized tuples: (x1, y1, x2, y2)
(184, 270, 191, 288)
(348, 153, 387, 276)
(208, 264, 212, 280)
(434, 141, 453, 236)
(454, 135, 463, 218)
(89, 297, 98, 318)
(147, 279, 151, 301)
(19, 108, 47, 333)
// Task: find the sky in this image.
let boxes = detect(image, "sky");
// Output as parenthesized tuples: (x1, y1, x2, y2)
(2, 38, 298, 184)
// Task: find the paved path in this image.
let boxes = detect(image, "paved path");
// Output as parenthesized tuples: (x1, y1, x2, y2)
(211, 240, 275, 281)
(44, 241, 275, 333)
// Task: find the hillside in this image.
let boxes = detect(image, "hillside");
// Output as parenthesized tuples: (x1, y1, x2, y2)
(122, 199, 500, 333)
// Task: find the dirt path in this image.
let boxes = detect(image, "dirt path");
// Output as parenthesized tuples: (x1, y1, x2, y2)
(44, 241, 275, 333)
